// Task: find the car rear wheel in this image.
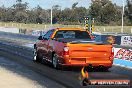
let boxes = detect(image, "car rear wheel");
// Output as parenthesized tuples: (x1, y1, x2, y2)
(104, 67, 109, 72)
(52, 54, 59, 69)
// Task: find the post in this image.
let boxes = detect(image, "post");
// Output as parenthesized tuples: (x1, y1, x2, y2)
(0, 22, 1, 27)
(12, 23, 14, 27)
(5, 23, 6, 27)
(103, 27, 105, 32)
(45, 25, 47, 29)
(35, 24, 36, 28)
(97, 28, 100, 32)
(121, 0, 124, 33)
(20, 24, 22, 28)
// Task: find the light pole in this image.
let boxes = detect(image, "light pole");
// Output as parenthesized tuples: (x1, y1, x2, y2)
(121, 0, 124, 33)
(50, 5, 61, 26)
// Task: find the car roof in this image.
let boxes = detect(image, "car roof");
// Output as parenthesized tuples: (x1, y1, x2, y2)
(56, 28, 83, 30)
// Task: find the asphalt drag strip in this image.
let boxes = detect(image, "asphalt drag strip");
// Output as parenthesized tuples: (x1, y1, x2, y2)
(0, 56, 65, 88)
(0, 36, 131, 88)
(0, 44, 131, 88)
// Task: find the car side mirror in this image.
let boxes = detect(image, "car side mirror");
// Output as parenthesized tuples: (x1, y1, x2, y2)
(43, 38, 48, 40)
(38, 36, 43, 40)
(51, 38, 55, 40)
(51, 38, 57, 41)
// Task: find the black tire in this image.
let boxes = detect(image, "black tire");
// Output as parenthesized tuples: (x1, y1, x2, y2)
(42, 56, 48, 65)
(104, 67, 109, 72)
(33, 49, 41, 62)
(99, 66, 109, 72)
(52, 54, 60, 69)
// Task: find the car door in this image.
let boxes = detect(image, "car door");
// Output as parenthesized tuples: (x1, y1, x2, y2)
(41, 30, 54, 60)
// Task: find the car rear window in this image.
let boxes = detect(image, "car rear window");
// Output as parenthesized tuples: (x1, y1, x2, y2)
(54, 30, 91, 39)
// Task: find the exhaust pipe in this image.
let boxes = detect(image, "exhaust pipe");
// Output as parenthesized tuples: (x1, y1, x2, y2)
(88, 64, 93, 68)
(99, 65, 105, 71)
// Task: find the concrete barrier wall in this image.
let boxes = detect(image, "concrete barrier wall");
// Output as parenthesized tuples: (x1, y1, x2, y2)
(93, 33, 132, 68)
(100, 35, 121, 45)
(93, 33, 132, 47)
(0, 31, 37, 41)
(0, 27, 19, 33)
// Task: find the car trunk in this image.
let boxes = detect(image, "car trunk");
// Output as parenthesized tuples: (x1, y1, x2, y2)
(67, 41, 113, 64)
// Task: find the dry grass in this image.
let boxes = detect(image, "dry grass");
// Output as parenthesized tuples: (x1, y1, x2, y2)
(0, 22, 132, 33)
(94, 26, 132, 34)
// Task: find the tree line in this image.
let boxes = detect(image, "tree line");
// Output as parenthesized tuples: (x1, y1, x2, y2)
(0, 0, 131, 25)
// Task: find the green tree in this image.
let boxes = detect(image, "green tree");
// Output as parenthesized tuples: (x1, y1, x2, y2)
(15, 11, 28, 22)
(12, 0, 28, 23)
(125, 0, 132, 25)
(90, 0, 122, 25)
(5, 8, 15, 22)
(0, 6, 6, 21)
(52, 5, 61, 24)
(101, 2, 117, 24)
(89, 1, 102, 24)
(32, 5, 50, 24)
(72, 2, 78, 9)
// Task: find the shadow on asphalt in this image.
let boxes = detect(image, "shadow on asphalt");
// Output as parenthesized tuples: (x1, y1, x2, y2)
(39, 60, 110, 73)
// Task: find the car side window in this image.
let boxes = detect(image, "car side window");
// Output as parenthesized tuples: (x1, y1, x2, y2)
(43, 30, 54, 40)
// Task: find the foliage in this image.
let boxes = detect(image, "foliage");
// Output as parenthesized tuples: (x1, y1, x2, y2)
(125, 0, 132, 25)
(0, 0, 131, 25)
(89, 0, 123, 25)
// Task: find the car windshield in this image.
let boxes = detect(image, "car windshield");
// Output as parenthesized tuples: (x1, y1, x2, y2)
(54, 30, 91, 40)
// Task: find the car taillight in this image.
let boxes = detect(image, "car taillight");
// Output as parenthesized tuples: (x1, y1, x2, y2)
(63, 47, 69, 55)
(109, 47, 114, 60)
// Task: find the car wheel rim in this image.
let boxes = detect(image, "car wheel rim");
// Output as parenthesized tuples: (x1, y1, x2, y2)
(53, 55, 57, 68)
(33, 49, 37, 60)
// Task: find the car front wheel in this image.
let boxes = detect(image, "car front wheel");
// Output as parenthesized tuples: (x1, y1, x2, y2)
(33, 49, 41, 62)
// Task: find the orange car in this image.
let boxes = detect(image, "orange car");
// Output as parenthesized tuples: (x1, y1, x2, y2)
(34, 28, 114, 70)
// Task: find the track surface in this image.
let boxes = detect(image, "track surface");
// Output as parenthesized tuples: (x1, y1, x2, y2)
(0, 56, 65, 88)
(0, 32, 131, 88)
(0, 40, 131, 88)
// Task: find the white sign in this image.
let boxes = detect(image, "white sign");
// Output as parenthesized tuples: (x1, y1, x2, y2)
(114, 48, 132, 61)
(32, 30, 46, 36)
(121, 36, 132, 47)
